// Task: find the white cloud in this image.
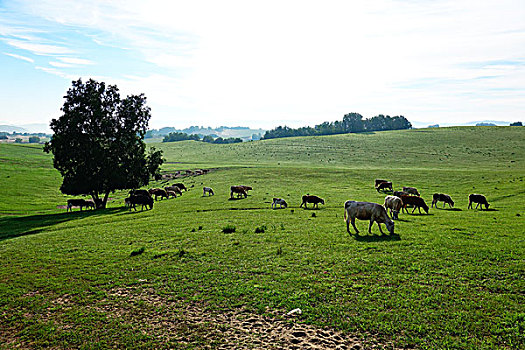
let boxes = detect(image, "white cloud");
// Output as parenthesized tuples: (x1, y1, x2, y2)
(57, 57, 94, 65)
(5, 39, 73, 55)
(2, 0, 525, 127)
(4, 52, 34, 63)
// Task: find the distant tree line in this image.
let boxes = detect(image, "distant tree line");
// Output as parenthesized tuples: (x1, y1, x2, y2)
(262, 113, 412, 140)
(162, 132, 243, 144)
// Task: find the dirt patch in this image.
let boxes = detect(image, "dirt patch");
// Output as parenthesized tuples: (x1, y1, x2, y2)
(4, 288, 408, 349)
(100, 287, 406, 349)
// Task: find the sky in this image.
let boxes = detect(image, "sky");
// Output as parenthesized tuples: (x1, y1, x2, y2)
(1, 0, 524, 132)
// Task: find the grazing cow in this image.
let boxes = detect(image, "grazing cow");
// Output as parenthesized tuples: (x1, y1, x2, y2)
(149, 188, 169, 201)
(173, 183, 187, 191)
(468, 194, 490, 210)
(402, 186, 420, 196)
(432, 193, 454, 208)
(124, 197, 132, 208)
(384, 195, 403, 220)
(165, 186, 183, 196)
(271, 198, 288, 209)
(67, 199, 95, 212)
(376, 181, 393, 192)
(166, 190, 178, 198)
(230, 186, 248, 198)
(300, 195, 325, 209)
(375, 179, 389, 188)
(344, 200, 395, 235)
(400, 195, 429, 214)
(393, 190, 409, 198)
(240, 185, 253, 193)
(129, 189, 151, 198)
(203, 187, 214, 196)
(127, 195, 154, 211)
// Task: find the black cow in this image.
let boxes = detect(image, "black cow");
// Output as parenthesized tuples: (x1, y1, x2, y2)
(468, 194, 489, 210)
(127, 195, 154, 211)
(432, 193, 454, 208)
(300, 195, 325, 209)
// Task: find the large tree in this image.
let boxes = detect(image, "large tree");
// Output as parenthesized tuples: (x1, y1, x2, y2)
(44, 78, 163, 208)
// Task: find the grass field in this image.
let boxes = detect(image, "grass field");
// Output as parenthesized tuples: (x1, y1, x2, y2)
(0, 126, 524, 349)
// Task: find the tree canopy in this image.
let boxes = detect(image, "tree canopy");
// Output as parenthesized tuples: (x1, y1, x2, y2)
(263, 113, 412, 139)
(44, 78, 163, 208)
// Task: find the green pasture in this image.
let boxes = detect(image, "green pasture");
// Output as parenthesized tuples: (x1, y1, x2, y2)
(0, 126, 524, 349)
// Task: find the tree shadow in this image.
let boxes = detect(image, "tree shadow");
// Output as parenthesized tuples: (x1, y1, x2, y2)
(0, 208, 125, 241)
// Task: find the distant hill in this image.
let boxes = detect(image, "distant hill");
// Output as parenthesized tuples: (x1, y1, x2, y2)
(0, 125, 27, 133)
(147, 126, 266, 141)
(0, 123, 51, 133)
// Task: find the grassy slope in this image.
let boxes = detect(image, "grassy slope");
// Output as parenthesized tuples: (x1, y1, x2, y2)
(0, 127, 524, 349)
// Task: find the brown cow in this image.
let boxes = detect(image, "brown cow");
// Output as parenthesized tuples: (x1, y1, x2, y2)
(432, 193, 454, 208)
(300, 195, 325, 209)
(230, 186, 248, 198)
(166, 190, 178, 198)
(344, 200, 395, 235)
(402, 186, 420, 196)
(149, 188, 169, 201)
(173, 183, 187, 191)
(165, 186, 182, 196)
(400, 195, 429, 214)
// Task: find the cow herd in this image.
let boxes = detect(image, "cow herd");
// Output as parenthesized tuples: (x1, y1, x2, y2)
(64, 178, 491, 236)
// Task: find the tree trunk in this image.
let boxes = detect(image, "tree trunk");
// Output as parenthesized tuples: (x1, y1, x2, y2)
(91, 192, 104, 209)
(102, 192, 110, 208)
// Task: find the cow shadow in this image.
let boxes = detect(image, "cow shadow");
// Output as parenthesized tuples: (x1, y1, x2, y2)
(0, 208, 125, 241)
(228, 197, 247, 201)
(437, 207, 462, 211)
(350, 233, 401, 242)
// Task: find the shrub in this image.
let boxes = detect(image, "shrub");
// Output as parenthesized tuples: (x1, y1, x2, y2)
(222, 225, 236, 233)
(130, 247, 145, 256)
(254, 225, 267, 233)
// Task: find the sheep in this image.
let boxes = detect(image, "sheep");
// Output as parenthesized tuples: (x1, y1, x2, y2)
(271, 198, 288, 209)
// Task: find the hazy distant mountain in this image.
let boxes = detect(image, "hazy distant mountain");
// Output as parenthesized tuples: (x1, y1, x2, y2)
(0, 125, 27, 133)
(465, 120, 510, 126)
(0, 123, 51, 133)
(411, 120, 513, 128)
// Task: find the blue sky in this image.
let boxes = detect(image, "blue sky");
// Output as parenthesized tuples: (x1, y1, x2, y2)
(1, 0, 524, 131)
